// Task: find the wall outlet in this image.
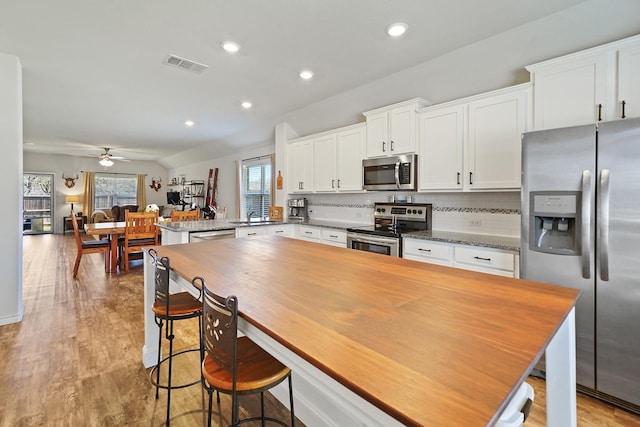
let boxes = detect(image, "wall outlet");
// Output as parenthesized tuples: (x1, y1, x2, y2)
(468, 219, 481, 227)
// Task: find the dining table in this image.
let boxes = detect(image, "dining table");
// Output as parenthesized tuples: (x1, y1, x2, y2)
(85, 219, 167, 273)
(142, 236, 580, 426)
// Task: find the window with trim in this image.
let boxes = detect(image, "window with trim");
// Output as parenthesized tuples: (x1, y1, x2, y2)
(94, 174, 137, 209)
(240, 156, 272, 219)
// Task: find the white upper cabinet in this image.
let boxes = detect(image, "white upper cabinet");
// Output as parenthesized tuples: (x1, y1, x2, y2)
(418, 84, 529, 192)
(335, 125, 365, 191)
(313, 125, 364, 192)
(418, 105, 465, 191)
(467, 87, 528, 190)
(527, 34, 640, 130)
(313, 134, 337, 192)
(618, 41, 640, 120)
(287, 138, 314, 193)
(363, 98, 430, 158)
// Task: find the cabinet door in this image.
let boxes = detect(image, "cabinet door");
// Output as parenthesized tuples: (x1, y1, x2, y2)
(531, 52, 614, 130)
(336, 127, 364, 191)
(618, 42, 640, 120)
(467, 88, 527, 190)
(365, 112, 388, 157)
(313, 134, 337, 192)
(418, 105, 464, 191)
(288, 139, 314, 193)
(389, 106, 417, 155)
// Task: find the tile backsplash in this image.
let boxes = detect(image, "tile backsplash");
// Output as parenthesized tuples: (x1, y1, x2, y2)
(300, 191, 521, 238)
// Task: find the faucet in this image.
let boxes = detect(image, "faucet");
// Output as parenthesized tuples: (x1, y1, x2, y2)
(247, 210, 258, 221)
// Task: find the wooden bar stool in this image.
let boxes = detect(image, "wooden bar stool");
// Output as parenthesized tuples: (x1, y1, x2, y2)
(194, 276, 295, 427)
(148, 249, 202, 426)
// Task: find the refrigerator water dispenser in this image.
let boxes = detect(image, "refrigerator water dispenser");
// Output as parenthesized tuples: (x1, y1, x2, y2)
(529, 192, 581, 255)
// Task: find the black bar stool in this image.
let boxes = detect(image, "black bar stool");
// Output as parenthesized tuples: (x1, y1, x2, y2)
(148, 249, 202, 426)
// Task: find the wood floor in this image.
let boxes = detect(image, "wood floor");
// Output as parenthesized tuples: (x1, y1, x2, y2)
(1, 233, 639, 426)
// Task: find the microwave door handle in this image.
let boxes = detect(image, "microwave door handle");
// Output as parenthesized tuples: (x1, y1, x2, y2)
(394, 160, 401, 189)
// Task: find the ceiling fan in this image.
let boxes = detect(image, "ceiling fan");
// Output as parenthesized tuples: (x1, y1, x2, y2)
(97, 147, 130, 167)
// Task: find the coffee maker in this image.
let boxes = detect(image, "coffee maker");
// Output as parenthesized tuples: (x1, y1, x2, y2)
(287, 198, 308, 220)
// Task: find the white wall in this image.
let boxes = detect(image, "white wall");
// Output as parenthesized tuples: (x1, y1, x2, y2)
(168, 143, 274, 220)
(0, 52, 23, 325)
(24, 152, 168, 233)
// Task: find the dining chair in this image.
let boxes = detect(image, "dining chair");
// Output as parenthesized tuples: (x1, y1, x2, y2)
(122, 210, 159, 272)
(70, 208, 110, 278)
(195, 276, 295, 427)
(171, 208, 199, 222)
(148, 249, 203, 426)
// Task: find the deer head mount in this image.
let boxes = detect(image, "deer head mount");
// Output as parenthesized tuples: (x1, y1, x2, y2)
(62, 173, 79, 189)
(149, 177, 162, 192)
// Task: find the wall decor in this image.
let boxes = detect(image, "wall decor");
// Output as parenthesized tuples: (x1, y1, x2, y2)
(62, 173, 78, 188)
(149, 177, 162, 192)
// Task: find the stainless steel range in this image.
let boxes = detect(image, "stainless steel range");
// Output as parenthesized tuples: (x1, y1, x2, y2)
(347, 202, 432, 257)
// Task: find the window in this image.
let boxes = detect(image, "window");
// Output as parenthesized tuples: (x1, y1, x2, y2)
(94, 174, 137, 209)
(240, 156, 272, 219)
(23, 173, 53, 234)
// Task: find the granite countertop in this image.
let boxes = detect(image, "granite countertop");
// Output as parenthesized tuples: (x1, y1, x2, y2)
(158, 218, 520, 251)
(157, 218, 368, 233)
(403, 230, 521, 252)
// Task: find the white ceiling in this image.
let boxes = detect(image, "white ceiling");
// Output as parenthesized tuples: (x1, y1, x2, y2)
(2, 0, 639, 168)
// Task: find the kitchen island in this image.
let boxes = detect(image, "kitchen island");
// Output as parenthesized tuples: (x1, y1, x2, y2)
(142, 236, 578, 426)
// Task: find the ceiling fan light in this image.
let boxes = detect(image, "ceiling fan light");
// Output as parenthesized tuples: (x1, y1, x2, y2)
(99, 158, 114, 167)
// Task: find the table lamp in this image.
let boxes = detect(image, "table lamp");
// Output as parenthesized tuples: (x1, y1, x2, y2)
(65, 195, 80, 212)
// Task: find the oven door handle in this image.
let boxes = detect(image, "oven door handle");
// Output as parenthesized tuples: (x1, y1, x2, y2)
(348, 233, 398, 245)
(394, 159, 401, 189)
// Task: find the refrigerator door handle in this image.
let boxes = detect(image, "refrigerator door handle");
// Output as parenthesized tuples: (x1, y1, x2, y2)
(581, 170, 592, 279)
(598, 168, 611, 281)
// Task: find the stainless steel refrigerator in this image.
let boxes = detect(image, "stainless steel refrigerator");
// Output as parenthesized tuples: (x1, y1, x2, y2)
(521, 117, 640, 412)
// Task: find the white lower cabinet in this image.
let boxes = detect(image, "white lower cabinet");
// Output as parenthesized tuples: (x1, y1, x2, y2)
(320, 229, 347, 248)
(402, 239, 452, 266)
(235, 227, 268, 239)
(296, 225, 321, 242)
(267, 224, 295, 238)
(296, 225, 347, 248)
(403, 238, 519, 278)
(453, 246, 517, 278)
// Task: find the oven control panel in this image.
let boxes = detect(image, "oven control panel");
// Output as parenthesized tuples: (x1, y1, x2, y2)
(374, 203, 431, 221)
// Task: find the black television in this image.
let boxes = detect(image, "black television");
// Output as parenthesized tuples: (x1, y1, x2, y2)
(166, 191, 181, 205)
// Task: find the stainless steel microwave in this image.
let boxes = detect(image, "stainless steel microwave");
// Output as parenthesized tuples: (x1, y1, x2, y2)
(363, 154, 417, 191)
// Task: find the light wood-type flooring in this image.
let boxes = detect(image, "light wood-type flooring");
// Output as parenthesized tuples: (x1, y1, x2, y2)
(0, 233, 638, 426)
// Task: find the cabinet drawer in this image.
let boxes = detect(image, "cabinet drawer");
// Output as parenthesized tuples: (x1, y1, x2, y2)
(454, 246, 515, 272)
(321, 229, 347, 244)
(403, 239, 452, 262)
(297, 226, 320, 240)
(267, 225, 294, 238)
(235, 227, 268, 239)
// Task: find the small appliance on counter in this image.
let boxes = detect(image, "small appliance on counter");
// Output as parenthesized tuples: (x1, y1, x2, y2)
(287, 198, 308, 220)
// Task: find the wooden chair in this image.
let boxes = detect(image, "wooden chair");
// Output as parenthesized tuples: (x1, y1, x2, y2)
(195, 276, 295, 427)
(171, 208, 199, 222)
(148, 250, 202, 426)
(71, 208, 110, 278)
(122, 211, 159, 272)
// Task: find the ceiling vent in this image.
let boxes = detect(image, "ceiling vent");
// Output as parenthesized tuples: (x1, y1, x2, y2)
(163, 54, 208, 74)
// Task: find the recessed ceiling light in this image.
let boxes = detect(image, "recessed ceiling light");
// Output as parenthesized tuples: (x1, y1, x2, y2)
(241, 101, 252, 109)
(299, 70, 314, 80)
(386, 22, 408, 37)
(185, 120, 194, 127)
(221, 41, 240, 53)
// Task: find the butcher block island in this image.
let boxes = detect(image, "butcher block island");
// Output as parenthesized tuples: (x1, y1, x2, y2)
(142, 236, 579, 427)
